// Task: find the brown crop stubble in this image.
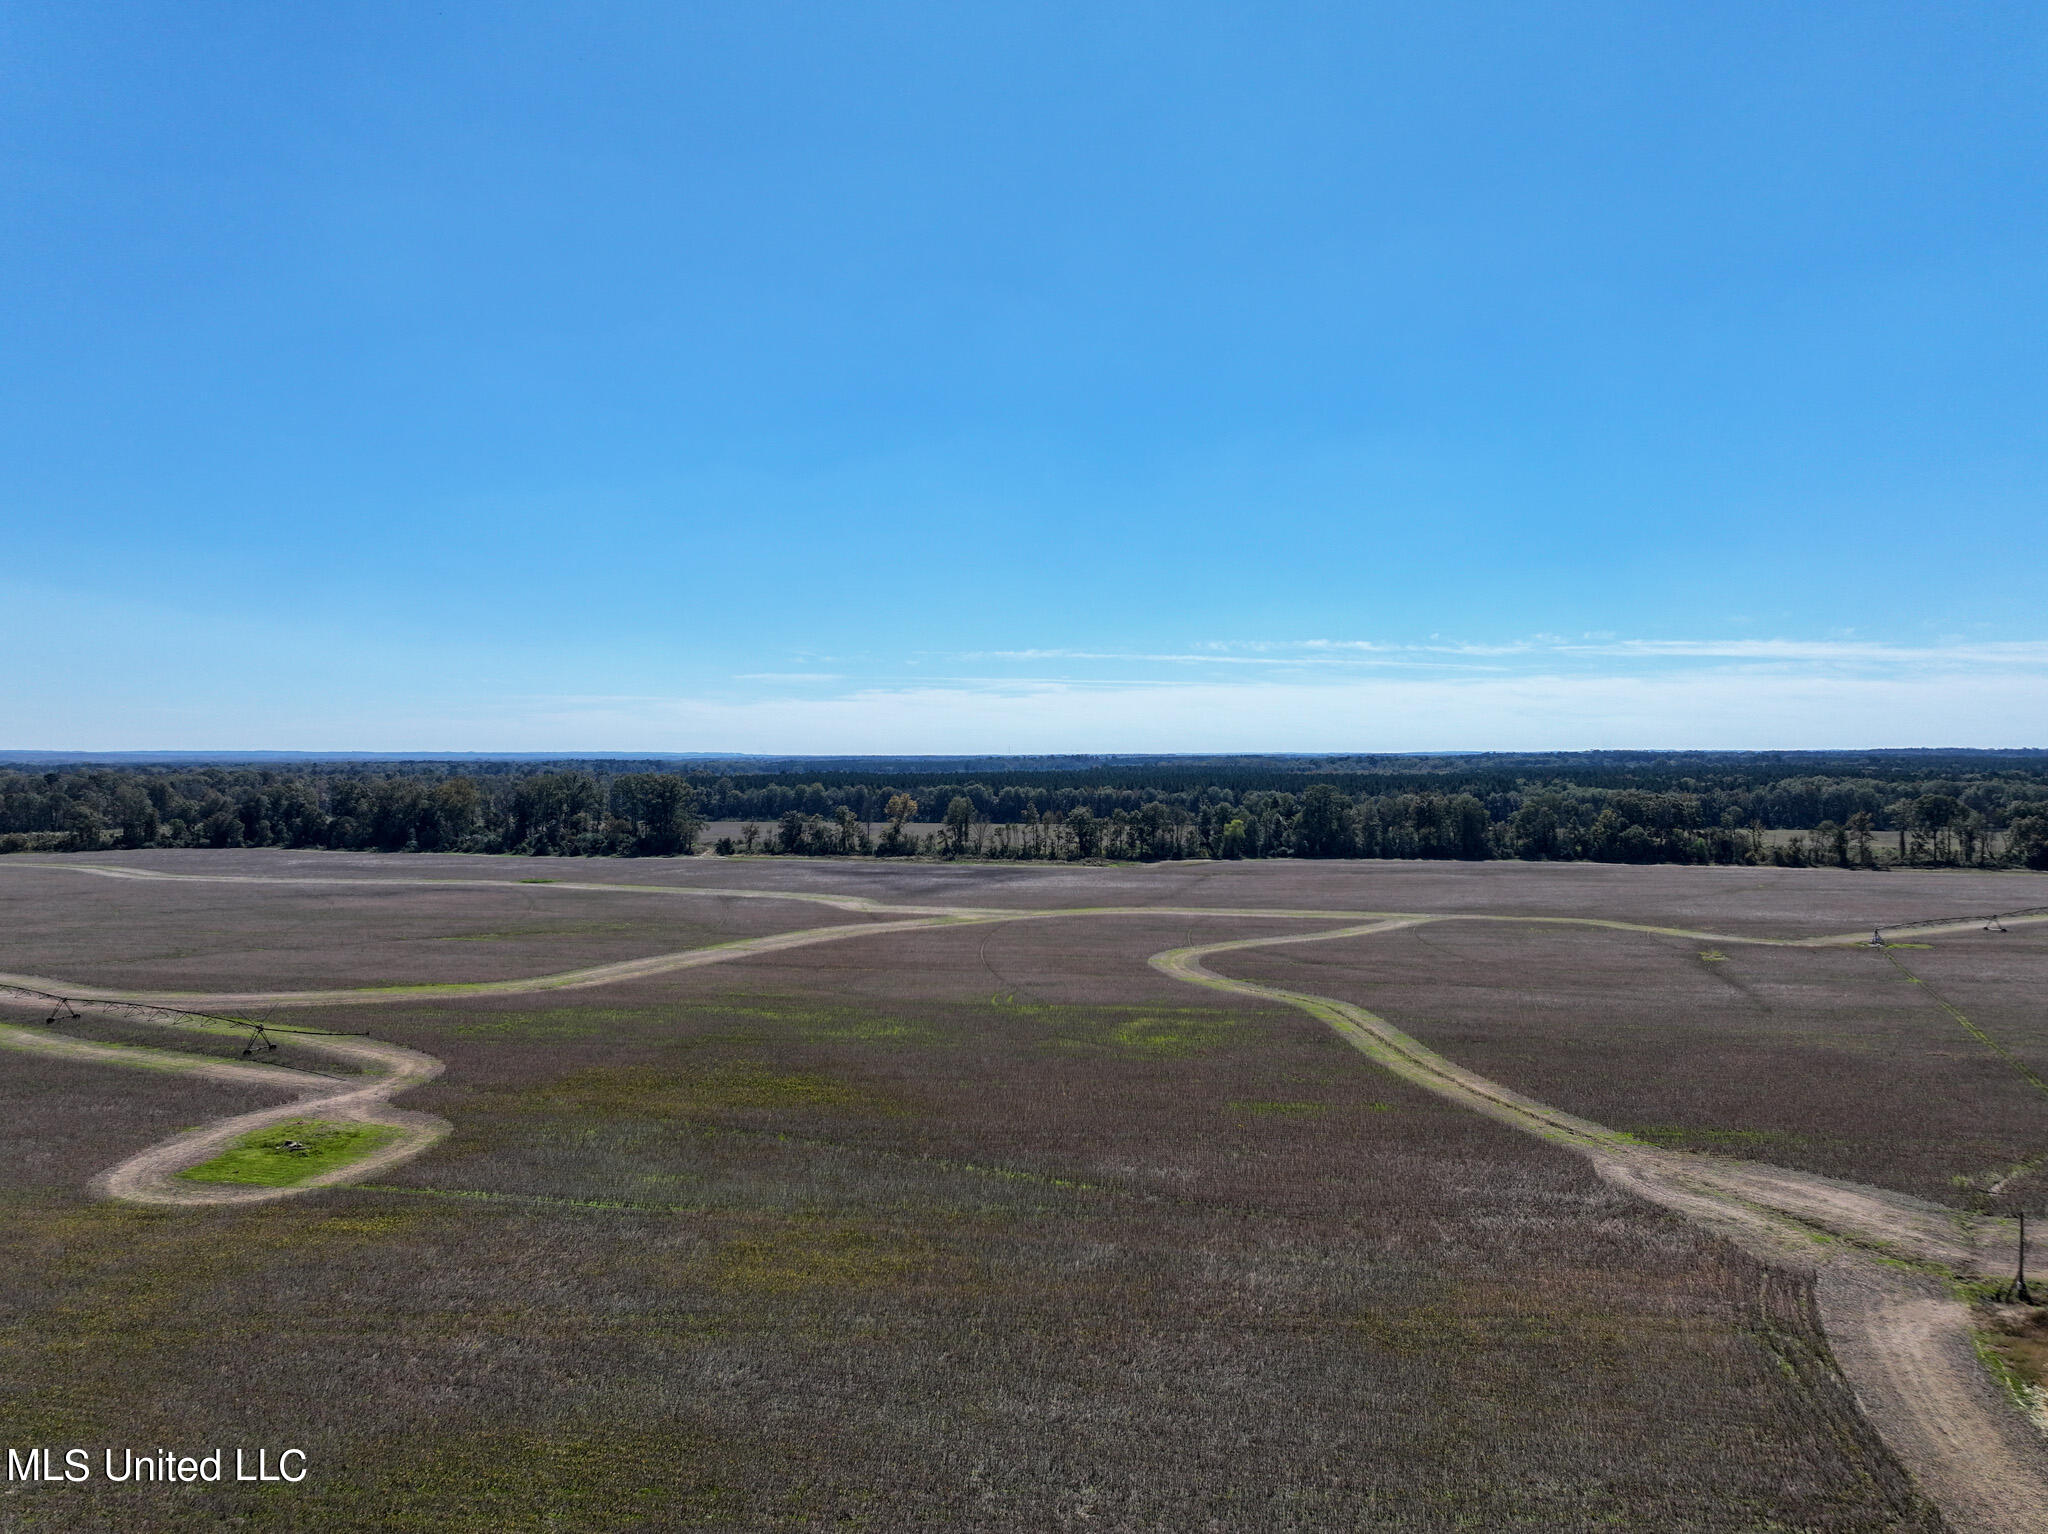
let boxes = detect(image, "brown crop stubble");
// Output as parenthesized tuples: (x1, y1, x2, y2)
(1218, 919, 2048, 1207)
(0, 859, 886, 993)
(0, 865, 1963, 1530)
(0, 1046, 290, 1193)
(1886, 927, 2048, 1084)
(76, 914, 1931, 1531)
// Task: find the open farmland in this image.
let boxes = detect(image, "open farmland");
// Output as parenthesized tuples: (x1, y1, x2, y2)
(3, 852, 2045, 1531)
(0, 867, 882, 992)
(1216, 920, 2048, 1207)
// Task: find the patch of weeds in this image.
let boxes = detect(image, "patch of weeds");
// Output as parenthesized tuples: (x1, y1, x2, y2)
(516, 877, 557, 883)
(437, 923, 630, 943)
(1948, 1158, 2045, 1212)
(672, 995, 846, 1024)
(179, 1119, 402, 1186)
(600, 996, 949, 1050)
(291, 1418, 756, 1531)
(678, 1062, 886, 1114)
(1740, 1315, 1821, 1383)
(312, 1210, 428, 1239)
(1625, 1124, 1815, 1154)
(714, 1219, 950, 1296)
(529, 1061, 905, 1120)
(1345, 1303, 1568, 1356)
(454, 1006, 669, 1041)
(1976, 1303, 2048, 1395)
(694, 1000, 949, 1046)
(359, 1182, 708, 1216)
(1229, 1100, 1328, 1118)
(1108, 1015, 1242, 1056)
(1037, 1006, 1247, 1059)
(1972, 1319, 2048, 1429)
(1698, 950, 1729, 963)
(795, 1016, 944, 1047)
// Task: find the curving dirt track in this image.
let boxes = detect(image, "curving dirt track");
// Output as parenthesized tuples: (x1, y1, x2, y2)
(0, 1014, 450, 1205)
(5, 860, 2047, 1530)
(1156, 923, 2048, 1534)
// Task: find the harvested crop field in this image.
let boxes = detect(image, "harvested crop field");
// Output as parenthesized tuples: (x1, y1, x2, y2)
(0, 860, 881, 991)
(2, 850, 2043, 1531)
(1216, 919, 2048, 1207)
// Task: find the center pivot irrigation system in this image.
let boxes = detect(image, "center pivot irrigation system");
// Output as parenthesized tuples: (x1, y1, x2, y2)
(6, 896, 2043, 1294)
(0, 983, 368, 1073)
(1868, 903, 2048, 945)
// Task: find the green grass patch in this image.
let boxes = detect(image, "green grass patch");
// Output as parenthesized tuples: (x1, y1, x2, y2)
(715, 1219, 952, 1296)
(451, 997, 947, 1051)
(278, 1418, 755, 1531)
(178, 1119, 402, 1186)
(525, 1061, 904, 1120)
(1972, 1327, 2041, 1410)
(1229, 1100, 1327, 1117)
(692, 998, 950, 1046)
(1029, 1004, 1247, 1058)
(1975, 1303, 2048, 1397)
(669, 1062, 874, 1113)
(794, 1016, 943, 1046)
(1106, 1014, 1241, 1056)
(1623, 1124, 1815, 1153)
(455, 1005, 668, 1040)
(437, 923, 630, 943)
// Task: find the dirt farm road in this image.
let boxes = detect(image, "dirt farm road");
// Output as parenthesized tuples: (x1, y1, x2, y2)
(1158, 924, 2047, 1534)
(4, 860, 2046, 1532)
(0, 1020, 449, 1206)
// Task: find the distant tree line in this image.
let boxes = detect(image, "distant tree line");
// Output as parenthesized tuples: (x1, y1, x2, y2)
(0, 769, 703, 860)
(2, 756, 2045, 870)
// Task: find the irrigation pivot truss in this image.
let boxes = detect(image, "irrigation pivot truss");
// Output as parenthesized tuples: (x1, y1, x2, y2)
(1872, 904, 2048, 940)
(0, 983, 367, 1075)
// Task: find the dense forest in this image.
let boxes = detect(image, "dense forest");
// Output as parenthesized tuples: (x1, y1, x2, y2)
(3, 753, 2046, 870)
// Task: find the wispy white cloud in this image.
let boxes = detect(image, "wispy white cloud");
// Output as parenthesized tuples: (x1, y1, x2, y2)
(961, 636, 2048, 671)
(1550, 637, 2048, 664)
(461, 669, 2048, 753)
(3, 577, 2041, 750)
(963, 648, 1456, 669)
(13, 664, 2044, 752)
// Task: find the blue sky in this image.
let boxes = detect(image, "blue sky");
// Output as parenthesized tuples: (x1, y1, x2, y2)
(3, 2, 2043, 751)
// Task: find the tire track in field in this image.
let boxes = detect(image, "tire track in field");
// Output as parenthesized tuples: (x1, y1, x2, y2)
(0, 913, 997, 1012)
(1, 865, 2033, 1206)
(31, 855, 2048, 945)
(1153, 921, 2048, 1534)
(1881, 944, 2048, 1101)
(0, 1017, 450, 1206)
(9, 860, 2048, 1529)
(0, 913, 1003, 1204)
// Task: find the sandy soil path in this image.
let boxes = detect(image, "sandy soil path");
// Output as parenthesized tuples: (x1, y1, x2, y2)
(0, 913, 998, 1012)
(1155, 921, 2048, 1534)
(0, 1014, 450, 1205)
(13, 859, 2011, 1016)
(8, 860, 2046, 1528)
